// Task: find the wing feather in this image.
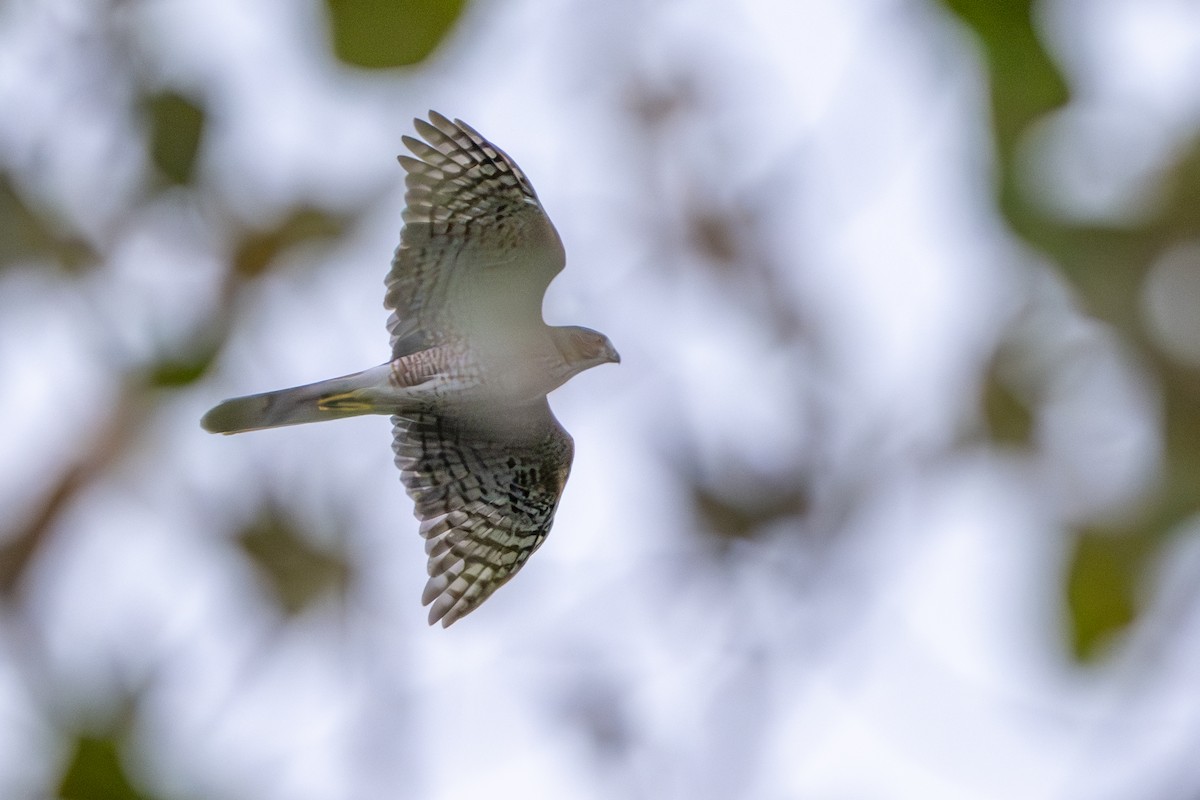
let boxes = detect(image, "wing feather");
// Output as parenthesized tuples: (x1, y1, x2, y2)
(391, 399, 574, 626)
(386, 111, 566, 357)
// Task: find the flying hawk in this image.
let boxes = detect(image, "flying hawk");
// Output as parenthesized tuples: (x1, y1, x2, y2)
(202, 112, 619, 627)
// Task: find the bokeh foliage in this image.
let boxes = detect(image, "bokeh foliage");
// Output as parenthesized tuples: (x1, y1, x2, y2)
(325, 0, 468, 68)
(941, 0, 1200, 660)
(0, 174, 95, 271)
(59, 735, 157, 800)
(238, 505, 353, 617)
(2, 0, 1198, 796)
(144, 91, 206, 186)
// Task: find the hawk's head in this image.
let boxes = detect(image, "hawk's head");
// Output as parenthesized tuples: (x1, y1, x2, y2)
(554, 325, 620, 375)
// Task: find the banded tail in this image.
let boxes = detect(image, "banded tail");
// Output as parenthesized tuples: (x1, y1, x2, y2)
(201, 364, 395, 434)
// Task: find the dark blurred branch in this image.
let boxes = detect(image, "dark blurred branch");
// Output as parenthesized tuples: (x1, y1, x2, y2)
(231, 206, 352, 280)
(0, 194, 356, 598)
(0, 381, 146, 599)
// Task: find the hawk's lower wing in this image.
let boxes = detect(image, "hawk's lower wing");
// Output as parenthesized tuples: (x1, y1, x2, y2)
(391, 399, 574, 627)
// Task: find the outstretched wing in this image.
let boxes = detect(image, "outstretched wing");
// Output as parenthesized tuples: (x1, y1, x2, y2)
(392, 399, 574, 626)
(387, 111, 566, 357)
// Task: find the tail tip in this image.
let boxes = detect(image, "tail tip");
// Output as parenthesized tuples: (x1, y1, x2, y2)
(200, 404, 231, 434)
(200, 397, 267, 435)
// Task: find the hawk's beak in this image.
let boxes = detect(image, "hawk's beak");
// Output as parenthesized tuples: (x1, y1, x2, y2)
(606, 343, 621, 365)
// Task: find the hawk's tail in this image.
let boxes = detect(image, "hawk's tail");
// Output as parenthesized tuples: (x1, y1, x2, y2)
(201, 364, 395, 435)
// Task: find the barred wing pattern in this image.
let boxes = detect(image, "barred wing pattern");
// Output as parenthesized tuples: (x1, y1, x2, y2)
(392, 400, 574, 627)
(386, 112, 566, 357)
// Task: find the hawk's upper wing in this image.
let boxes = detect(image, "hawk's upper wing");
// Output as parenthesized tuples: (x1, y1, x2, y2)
(387, 112, 566, 357)
(392, 399, 574, 626)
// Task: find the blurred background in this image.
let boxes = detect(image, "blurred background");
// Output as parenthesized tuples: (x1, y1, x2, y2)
(1, 0, 1199, 797)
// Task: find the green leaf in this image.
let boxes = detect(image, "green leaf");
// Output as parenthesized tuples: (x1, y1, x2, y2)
(145, 339, 222, 388)
(1064, 532, 1140, 661)
(691, 483, 806, 543)
(0, 174, 94, 270)
(938, 0, 1069, 152)
(325, 0, 468, 68)
(58, 735, 156, 800)
(232, 207, 349, 278)
(238, 507, 352, 616)
(982, 370, 1033, 446)
(144, 91, 206, 185)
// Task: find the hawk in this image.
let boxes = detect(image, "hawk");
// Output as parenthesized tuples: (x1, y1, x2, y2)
(202, 112, 619, 627)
